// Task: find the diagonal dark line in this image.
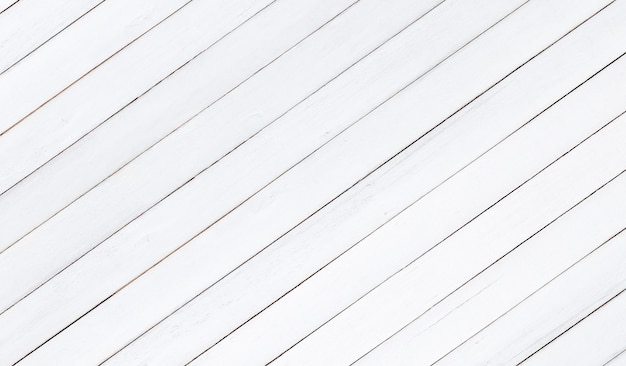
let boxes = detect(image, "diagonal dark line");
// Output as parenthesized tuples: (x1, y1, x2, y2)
(430, 224, 626, 366)
(2, 0, 387, 362)
(0, 0, 284, 255)
(603, 346, 626, 366)
(517, 287, 626, 365)
(10, 292, 117, 366)
(78, 2, 547, 365)
(7, 0, 614, 363)
(10, 0, 508, 361)
(0, 0, 279, 189)
(0, 0, 19, 15)
(0, 0, 210, 136)
(353, 62, 626, 366)
(264, 2, 618, 364)
(0, 0, 107, 76)
(0, 0, 366, 317)
(0, 0, 363, 260)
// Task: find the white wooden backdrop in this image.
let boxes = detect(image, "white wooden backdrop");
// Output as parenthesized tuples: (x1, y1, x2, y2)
(0, 0, 625, 364)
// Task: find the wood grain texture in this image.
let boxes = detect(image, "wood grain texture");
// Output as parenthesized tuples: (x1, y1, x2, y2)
(0, 0, 191, 132)
(0, 0, 274, 190)
(0, 0, 358, 256)
(439, 226, 626, 366)
(522, 288, 626, 365)
(0, 0, 104, 74)
(0, 0, 18, 14)
(245, 66, 626, 366)
(0, 0, 624, 364)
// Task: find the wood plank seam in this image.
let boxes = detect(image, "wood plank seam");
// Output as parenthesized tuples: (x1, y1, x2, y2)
(354, 107, 626, 365)
(268, 139, 626, 364)
(3, 0, 478, 358)
(264, 102, 626, 365)
(348, 52, 626, 363)
(3, 1, 618, 363)
(2, 0, 450, 359)
(0, 0, 195, 136)
(0, 0, 442, 309)
(126, 4, 622, 364)
(431, 225, 626, 365)
(604, 347, 626, 366)
(1, 1, 622, 364)
(249, 3, 620, 360)
(21, 2, 536, 361)
(0, 0, 106, 76)
(0, 0, 366, 252)
(188, 51, 626, 366)
(0, 0, 361, 252)
(518, 287, 626, 365)
(0, 0, 18, 15)
(0, 0, 299, 191)
(0, 0, 377, 312)
(3, 0, 535, 359)
(0, 0, 373, 251)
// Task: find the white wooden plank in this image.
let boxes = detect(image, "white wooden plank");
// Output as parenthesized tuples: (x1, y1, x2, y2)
(183, 6, 620, 364)
(9, 0, 621, 365)
(0, 0, 441, 311)
(0, 0, 359, 253)
(262, 102, 626, 365)
(115, 49, 626, 366)
(0, 0, 192, 132)
(0, 0, 451, 362)
(356, 162, 626, 365)
(0, 0, 103, 74)
(605, 349, 626, 365)
(0, 0, 17, 14)
(522, 288, 626, 366)
(437, 232, 626, 366)
(0, 0, 274, 191)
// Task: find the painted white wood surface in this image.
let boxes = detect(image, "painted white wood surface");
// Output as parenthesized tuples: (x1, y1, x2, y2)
(114, 8, 626, 366)
(0, 0, 624, 365)
(0, 0, 103, 74)
(0, 0, 16, 14)
(0, 0, 584, 362)
(522, 285, 626, 366)
(0, 0, 435, 282)
(0, 0, 518, 362)
(0, 0, 191, 132)
(0, 0, 359, 253)
(215, 72, 626, 366)
(606, 349, 626, 366)
(0, 0, 365, 254)
(0, 0, 276, 190)
(437, 224, 626, 366)
(358, 170, 626, 365)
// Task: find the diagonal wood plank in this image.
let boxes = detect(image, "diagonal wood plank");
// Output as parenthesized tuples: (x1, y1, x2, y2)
(106, 7, 626, 366)
(116, 50, 626, 366)
(356, 148, 626, 365)
(0, 0, 17, 14)
(0, 0, 446, 317)
(0, 0, 505, 362)
(0, 0, 276, 188)
(605, 348, 626, 366)
(1, 1, 623, 365)
(0, 0, 195, 132)
(0, 0, 105, 74)
(11, 0, 620, 364)
(0, 0, 361, 253)
(521, 288, 626, 365)
(265, 99, 626, 366)
(438, 230, 626, 366)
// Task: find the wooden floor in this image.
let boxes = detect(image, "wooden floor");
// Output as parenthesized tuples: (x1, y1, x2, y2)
(0, 0, 625, 364)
